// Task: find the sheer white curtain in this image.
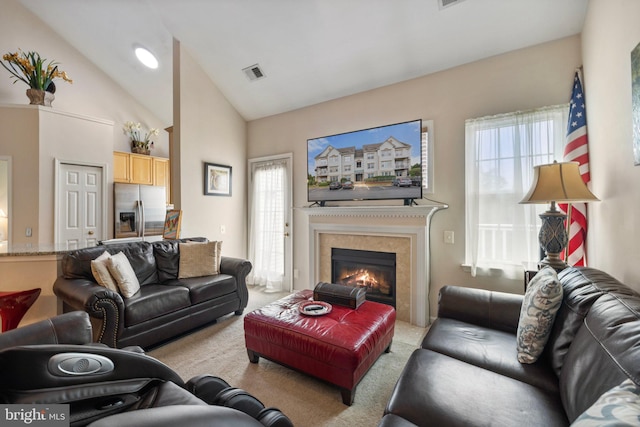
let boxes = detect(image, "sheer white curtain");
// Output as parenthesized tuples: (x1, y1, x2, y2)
(465, 105, 568, 277)
(247, 160, 288, 291)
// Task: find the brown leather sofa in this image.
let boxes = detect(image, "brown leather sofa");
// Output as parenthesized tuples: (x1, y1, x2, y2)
(53, 238, 252, 349)
(0, 311, 292, 427)
(380, 267, 640, 426)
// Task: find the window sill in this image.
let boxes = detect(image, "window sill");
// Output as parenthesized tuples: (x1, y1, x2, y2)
(461, 263, 524, 280)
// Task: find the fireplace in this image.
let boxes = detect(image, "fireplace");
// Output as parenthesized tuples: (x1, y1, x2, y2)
(306, 204, 448, 326)
(331, 248, 396, 307)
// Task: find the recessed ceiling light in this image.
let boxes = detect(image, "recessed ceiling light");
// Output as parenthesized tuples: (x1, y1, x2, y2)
(134, 46, 158, 69)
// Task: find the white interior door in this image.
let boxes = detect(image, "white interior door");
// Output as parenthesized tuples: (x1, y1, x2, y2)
(57, 163, 104, 248)
(247, 154, 293, 292)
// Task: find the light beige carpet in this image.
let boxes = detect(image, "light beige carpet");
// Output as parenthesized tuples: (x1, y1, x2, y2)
(149, 286, 427, 427)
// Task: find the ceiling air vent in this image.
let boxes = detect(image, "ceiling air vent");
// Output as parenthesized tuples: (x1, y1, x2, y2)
(438, 0, 466, 10)
(242, 64, 266, 81)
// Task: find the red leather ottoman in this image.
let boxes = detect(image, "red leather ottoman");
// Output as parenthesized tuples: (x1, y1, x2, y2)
(244, 289, 396, 405)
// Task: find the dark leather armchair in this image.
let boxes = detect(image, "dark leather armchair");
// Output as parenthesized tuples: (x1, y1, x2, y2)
(0, 312, 292, 427)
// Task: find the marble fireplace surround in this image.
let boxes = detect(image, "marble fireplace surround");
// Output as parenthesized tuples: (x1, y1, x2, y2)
(302, 204, 446, 327)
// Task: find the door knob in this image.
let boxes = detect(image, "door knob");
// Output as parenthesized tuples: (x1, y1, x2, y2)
(284, 232, 290, 237)
(88, 231, 94, 235)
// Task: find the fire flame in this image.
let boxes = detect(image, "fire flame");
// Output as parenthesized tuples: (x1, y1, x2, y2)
(340, 268, 386, 292)
(335, 262, 393, 296)
(354, 269, 378, 288)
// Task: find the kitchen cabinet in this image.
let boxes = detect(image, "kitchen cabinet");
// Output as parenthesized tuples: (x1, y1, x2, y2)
(113, 151, 130, 183)
(114, 152, 170, 198)
(153, 157, 171, 203)
(129, 154, 153, 185)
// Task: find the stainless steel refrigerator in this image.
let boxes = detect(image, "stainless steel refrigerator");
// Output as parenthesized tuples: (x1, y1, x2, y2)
(114, 183, 167, 239)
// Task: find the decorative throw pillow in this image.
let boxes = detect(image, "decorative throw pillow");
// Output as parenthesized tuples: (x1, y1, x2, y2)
(90, 251, 119, 292)
(178, 241, 222, 279)
(107, 251, 141, 298)
(516, 265, 563, 364)
(571, 379, 640, 426)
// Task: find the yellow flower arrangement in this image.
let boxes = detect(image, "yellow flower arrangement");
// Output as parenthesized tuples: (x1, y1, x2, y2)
(1, 49, 72, 92)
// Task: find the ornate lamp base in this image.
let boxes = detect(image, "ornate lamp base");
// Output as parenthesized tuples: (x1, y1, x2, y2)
(539, 253, 568, 271)
(538, 207, 568, 272)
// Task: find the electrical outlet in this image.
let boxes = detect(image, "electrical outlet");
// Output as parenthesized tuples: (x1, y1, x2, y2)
(294, 269, 299, 279)
(26, 227, 32, 237)
(220, 225, 226, 235)
(444, 230, 454, 244)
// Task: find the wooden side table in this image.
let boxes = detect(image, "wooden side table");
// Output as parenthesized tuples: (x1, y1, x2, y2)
(523, 262, 539, 292)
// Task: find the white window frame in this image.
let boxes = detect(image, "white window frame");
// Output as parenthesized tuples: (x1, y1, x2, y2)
(421, 120, 435, 195)
(464, 105, 568, 277)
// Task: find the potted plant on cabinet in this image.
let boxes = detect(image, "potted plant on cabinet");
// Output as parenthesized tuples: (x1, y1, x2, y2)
(123, 121, 159, 155)
(0, 49, 73, 106)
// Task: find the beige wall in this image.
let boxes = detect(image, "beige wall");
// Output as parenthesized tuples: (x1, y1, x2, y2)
(0, 4, 250, 326)
(37, 109, 114, 244)
(0, 256, 59, 325)
(248, 36, 582, 315)
(0, 3, 248, 324)
(581, 0, 640, 287)
(0, 0, 170, 246)
(0, 107, 39, 244)
(0, 106, 114, 245)
(6, 0, 639, 324)
(0, 1, 172, 324)
(0, 159, 8, 240)
(0, 0, 168, 157)
(173, 42, 248, 257)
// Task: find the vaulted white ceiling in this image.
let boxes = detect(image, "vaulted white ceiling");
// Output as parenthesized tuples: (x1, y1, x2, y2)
(18, 0, 588, 124)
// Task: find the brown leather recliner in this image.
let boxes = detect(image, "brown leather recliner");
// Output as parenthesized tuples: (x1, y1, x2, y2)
(0, 312, 292, 427)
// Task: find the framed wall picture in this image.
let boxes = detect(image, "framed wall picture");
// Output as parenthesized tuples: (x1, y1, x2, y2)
(204, 162, 232, 196)
(163, 209, 182, 239)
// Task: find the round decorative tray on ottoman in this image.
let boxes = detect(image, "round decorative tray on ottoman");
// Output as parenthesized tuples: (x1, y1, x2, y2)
(298, 300, 332, 316)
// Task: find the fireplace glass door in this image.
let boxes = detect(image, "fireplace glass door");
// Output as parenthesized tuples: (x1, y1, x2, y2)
(331, 248, 396, 307)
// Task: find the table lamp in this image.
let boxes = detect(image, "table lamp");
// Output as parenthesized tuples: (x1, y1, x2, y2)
(520, 161, 598, 271)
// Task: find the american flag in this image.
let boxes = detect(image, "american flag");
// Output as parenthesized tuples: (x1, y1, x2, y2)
(560, 70, 590, 266)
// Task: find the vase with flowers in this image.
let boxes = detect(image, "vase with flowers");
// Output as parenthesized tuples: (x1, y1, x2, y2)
(0, 49, 73, 106)
(123, 121, 159, 155)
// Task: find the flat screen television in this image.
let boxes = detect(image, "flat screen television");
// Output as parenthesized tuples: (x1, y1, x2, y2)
(307, 119, 423, 205)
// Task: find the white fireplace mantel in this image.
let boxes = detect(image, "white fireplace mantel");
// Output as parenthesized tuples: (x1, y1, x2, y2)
(299, 204, 446, 218)
(300, 203, 447, 327)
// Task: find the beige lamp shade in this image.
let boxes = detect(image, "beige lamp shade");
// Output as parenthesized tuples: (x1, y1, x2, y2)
(520, 161, 599, 204)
